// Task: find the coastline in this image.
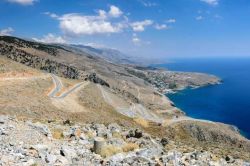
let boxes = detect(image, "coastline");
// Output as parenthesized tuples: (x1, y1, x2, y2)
(163, 81, 222, 94)
(164, 78, 250, 139)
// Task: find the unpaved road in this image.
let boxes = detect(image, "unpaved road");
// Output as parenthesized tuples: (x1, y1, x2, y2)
(48, 74, 89, 112)
(48, 74, 87, 99)
(98, 84, 163, 123)
(48, 74, 63, 98)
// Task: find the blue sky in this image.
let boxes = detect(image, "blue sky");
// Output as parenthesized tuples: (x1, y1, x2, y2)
(1, 0, 250, 58)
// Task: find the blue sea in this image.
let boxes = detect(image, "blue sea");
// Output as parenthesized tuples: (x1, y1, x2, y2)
(156, 58, 250, 139)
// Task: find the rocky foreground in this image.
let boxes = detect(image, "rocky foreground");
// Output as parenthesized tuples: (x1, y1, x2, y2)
(0, 116, 249, 166)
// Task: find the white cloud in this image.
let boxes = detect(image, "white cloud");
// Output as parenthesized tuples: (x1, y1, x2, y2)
(43, 12, 59, 19)
(85, 42, 106, 48)
(166, 19, 176, 23)
(196, 16, 204, 20)
(155, 24, 168, 30)
(200, 0, 219, 6)
(98, 10, 107, 19)
(45, 5, 125, 36)
(132, 37, 141, 44)
(44, 5, 159, 37)
(132, 33, 151, 46)
(59, 14, 124, 36)
(32, 33, 66, 44)
(0, 27, 14, 36)
(131, 20, 153, 32)
(97, 5, 123, 18)
(7, 0, 37, 5)
(138, 0, 157, 7)
(109, 5, 123, 18)
(132, 33, 141, 45)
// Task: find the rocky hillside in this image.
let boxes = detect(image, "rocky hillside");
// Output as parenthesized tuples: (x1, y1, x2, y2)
(0, 36, 250, 164)
(0, 115, 249, 166)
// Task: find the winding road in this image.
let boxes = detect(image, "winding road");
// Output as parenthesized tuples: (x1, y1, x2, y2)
(47, 74, 89, 113)
(48, 74, 63, 98)
(48, 74, 87, 99)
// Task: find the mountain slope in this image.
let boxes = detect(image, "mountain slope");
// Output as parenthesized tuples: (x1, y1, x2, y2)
(1, 36, 249, 161)
(70, 44, 134, 64)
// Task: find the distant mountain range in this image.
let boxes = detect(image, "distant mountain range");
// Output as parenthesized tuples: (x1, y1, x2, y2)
(68, 44, 170, 65)
(70, 44, 135, 65)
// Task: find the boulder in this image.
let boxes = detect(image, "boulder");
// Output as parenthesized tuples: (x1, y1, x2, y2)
(126, 129, 143, 139)
(27, 122, 52, 138)
(136, 147, 163, 159)
(0, 116, 8, 124)
(45, 154, 57, 164)
(160, 138, 169, 147)
(108, 123, 121, 133)
(60, 146, 77, 160)
(30, 144, 49, 160)
(63, 126, 81, 139)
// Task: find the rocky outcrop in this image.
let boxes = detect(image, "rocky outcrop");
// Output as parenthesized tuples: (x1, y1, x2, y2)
(87, 73, 110, 87)
(166, 120, 250, 154)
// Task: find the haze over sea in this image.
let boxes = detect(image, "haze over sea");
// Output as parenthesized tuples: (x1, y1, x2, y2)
(157, 58, 250, 139)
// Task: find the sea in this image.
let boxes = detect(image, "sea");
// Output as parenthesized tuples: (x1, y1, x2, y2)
(155, 57, 250, 139)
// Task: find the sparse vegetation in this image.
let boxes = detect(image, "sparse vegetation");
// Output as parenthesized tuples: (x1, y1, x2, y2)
(85, 131, 96, 138)
(0, 35, 244, 165)
(52, 129, 64, 139)
(122, 143, 139, 152)
(169, 82, 178, 89)
(112, 132, 122, 139)
(134, 117, 149, 128)
(100, 145, 122, 158)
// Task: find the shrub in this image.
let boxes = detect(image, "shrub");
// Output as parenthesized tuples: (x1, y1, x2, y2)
(86, 131, 95, 138)
(112, 132, 122, 139)
(52, 129, 64, 139)
(100, 145, 122, 158)
(122, 143, 139, 152)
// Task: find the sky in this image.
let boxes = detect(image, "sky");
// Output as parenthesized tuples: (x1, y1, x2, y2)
(1, 0, 250, 58)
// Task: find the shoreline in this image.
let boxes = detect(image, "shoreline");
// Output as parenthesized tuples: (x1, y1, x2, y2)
(164, 81, 250, 140)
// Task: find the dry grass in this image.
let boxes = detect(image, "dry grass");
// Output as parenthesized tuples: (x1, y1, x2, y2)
(76, 83, 139, 127)
(134, 117, 149, 128)
(85, 131, 96, 139)
(112, 132, 122, 139)
(100, 145, 122, 158)
(122, 143, 139, 152)
(0, 56, 39, 74)
(52, 129, 64, 139)
(100, 143, 139, 158)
